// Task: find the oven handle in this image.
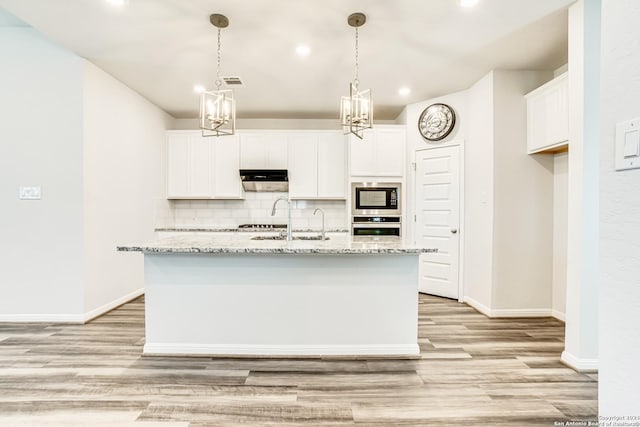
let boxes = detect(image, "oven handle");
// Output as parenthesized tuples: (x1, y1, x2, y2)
(352, 223, 402, 228)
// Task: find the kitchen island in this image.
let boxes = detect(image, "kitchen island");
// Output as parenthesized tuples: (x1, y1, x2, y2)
(118, 233, 435, 357)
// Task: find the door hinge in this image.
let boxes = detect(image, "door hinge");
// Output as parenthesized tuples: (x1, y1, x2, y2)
(412, 162, 416, 171)
(414, 214, 417, 222)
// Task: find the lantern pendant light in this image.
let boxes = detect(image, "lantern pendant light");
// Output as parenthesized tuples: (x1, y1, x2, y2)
(200, 14, 236, 137)
(340, 12, 373, 139)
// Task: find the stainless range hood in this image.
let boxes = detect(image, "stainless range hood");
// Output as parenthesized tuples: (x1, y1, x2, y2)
(239, 169, 289, 192)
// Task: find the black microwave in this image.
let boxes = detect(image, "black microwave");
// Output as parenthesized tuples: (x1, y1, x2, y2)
(351, 182, 401, 215)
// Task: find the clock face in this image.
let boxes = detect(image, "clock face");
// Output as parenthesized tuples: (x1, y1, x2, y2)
(418, 103, 456, 141)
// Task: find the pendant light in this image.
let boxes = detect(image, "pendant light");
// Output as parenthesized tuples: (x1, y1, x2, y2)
(340, 12, 373, 139)
(199, 14, 236, 137)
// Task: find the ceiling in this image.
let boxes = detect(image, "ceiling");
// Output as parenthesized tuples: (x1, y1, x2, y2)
(0, 0, 573, 120)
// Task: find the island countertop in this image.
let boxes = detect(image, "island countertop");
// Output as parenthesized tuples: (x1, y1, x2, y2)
(117, 233, 437, 255)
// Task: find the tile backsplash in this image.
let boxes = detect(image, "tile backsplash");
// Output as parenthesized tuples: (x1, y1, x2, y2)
(165, 192, 348, 230)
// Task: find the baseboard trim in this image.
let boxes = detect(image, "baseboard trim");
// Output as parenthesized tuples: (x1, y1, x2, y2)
(144, 343, 420, 357)
(463, 296, 492, 317)
(82, 288, 145, 323)
(464, 296, 558, 319)
(0, 288, 144, 324)
(490, 308, 554, 318)
(561, 350, 598, 372)
(552, 309, 566, 322)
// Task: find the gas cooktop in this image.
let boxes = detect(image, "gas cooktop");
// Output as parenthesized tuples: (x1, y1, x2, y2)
(238, 224, 287, 229)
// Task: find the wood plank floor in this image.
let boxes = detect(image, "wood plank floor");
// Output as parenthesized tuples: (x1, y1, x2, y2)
(0, 294, 597, 426)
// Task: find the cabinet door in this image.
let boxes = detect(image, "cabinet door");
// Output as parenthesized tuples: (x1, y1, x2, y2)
(349, 129, 375, 176)
(240, 133, 288, 169)
(288, 134, 318, 199)
(526, 73, 568, 154)
(527, 94, 547, 153)
(167, 133, 190, 198)
(375, 128, 405, 177)
(213, 135, 243, 199)
(239, 134, 266, 169)
(189, 135, 212, 197)
(318, 132, 346, 198)
(546, 80, 569, 145)
(266, 135, 289, 169)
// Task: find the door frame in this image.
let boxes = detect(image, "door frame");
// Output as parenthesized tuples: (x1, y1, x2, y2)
(412, 141, 465, 302)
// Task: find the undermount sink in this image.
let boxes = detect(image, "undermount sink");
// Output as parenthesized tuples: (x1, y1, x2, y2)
(251, 235, 330, 241)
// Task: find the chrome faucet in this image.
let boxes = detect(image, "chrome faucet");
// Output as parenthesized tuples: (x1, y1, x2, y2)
(313, 208, 325, 240)
(271, 196, 292, 241)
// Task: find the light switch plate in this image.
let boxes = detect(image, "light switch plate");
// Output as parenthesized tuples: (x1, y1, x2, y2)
(19, 186, 41, 200)
(615, 118, 640, 171)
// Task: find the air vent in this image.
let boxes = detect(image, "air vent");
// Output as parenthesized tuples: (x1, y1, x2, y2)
(222, 76, 244, 86)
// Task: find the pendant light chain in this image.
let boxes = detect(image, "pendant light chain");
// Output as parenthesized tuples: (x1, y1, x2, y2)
(354, 26, 359, 88)
(215, 26, 222, 90)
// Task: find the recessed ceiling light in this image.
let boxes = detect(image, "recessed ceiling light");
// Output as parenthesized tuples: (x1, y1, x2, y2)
(295, 45, 311, 57)
(398, 87, 411, 96)
(458, 0, 480, 7)
(106, 0, 129, 7)
(193, 85, 206, 94)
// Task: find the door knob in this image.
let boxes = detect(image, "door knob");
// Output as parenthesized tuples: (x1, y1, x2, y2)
(451, 228, 458, 234)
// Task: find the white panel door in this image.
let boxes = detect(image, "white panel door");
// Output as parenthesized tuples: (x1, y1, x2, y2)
(415, 145, 461, 299)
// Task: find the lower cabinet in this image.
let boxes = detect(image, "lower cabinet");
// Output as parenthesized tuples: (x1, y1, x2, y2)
(166, 131, 242, 199)
(288, 131, 346, 200)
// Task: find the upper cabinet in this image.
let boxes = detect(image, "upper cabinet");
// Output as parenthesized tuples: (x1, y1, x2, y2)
(166, 131, 242, 200)
(166, 129, 347, 200)
(525, 73, 569, 154)
(239, 133, 288, 169)
(349, 125, 406, 177)
(288, 131, 346, 200)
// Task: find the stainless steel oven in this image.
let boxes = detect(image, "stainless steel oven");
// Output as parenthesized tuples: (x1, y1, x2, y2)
(351, 182, 401, 216)
(352, 216, 401, 236)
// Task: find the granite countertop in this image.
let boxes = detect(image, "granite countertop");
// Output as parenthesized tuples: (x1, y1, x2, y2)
(118, 233, 437, 255)
(155, 226, 350, 233)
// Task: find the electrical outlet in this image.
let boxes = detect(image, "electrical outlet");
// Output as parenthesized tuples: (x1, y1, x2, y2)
(19, 186, 41, 200)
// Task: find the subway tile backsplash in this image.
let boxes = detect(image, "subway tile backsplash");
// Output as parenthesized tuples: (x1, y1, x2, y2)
(168, 192, 348, 230)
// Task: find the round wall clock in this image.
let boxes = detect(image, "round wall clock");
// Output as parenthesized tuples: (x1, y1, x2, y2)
(418, 103, 456, 141)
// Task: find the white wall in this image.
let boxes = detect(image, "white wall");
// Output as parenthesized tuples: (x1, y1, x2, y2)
(0, 26, 174, 321)
(562, 0, 600, 371)
(599, 0, 640, 415)
(0, 28, 85, 320)
(82, 61, 173, 316)
(552, 152, 568, 320)
(402, 69, 559, 316)
(464, 72, 495, 310)
(491, 70, 553, 312)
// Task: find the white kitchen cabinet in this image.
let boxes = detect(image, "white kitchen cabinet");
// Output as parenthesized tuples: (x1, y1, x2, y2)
(349, 125, 406, 177)
(525, 73, 569, 154)
(288, 131, 346, 200)
(317, 132, 346, 198)
(166, 131, 242, 199)
(213, 135, 243, 198)
(288, 133, 318, 199)
(239, 133, 288, 169)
